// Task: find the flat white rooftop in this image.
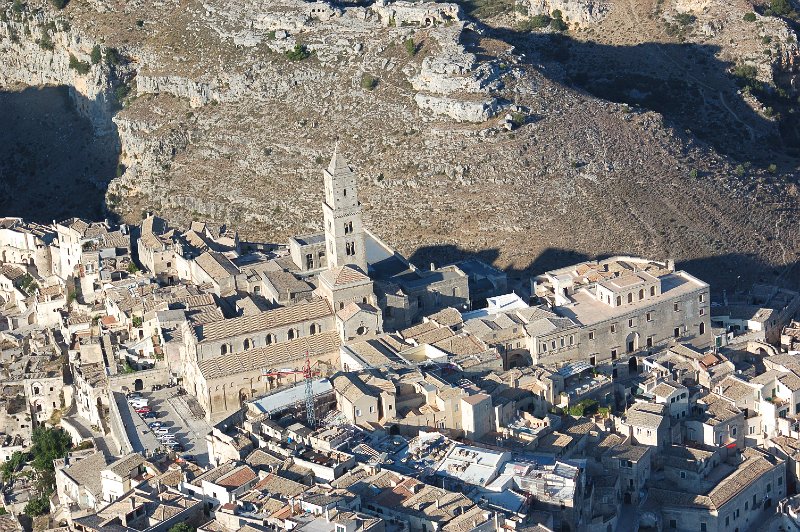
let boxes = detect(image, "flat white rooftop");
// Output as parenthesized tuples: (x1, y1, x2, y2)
(557, 272, 707, 326)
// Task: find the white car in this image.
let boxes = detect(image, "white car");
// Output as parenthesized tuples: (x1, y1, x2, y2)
(129, 399, 148, 407)
(154, 428, 170, 435)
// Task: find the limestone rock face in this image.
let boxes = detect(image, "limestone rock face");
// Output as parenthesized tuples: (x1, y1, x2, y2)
(0, 11, 116, 136)
(414, 93, 499, 122)
(519, 0, 610, 24)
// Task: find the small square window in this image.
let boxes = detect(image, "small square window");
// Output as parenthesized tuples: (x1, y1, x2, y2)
(674, 302, 680, 312)
(628, 318, 634, 328)
(588, 331, 595, 340)
(611, 324, 617, 333)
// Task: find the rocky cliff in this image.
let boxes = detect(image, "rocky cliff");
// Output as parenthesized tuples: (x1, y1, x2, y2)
(1, 0, 799, 289)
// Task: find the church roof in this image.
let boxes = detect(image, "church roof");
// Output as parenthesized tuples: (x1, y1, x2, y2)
(320, 266, 370, 288)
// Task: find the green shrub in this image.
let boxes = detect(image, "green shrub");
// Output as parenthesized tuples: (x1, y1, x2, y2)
(674, 12, 696, 25)
(105, 47, 122, 66)
(127, 261, 139, 274)
(516, 14, 551, 31)
(285, 43, 311, 61)
(689, 168, 699, 178)
(404, 38, 418, 56)
(50, 0, 67, 8)
(550, 17, 568, 31)
(771, 0, 792, 16)
(743, 11, 757, 22)
(12, 0, 24, 14)
(733, 63, 758, 80)
(768, 163, 778, 174)
(115, 82, 132, 101)
(360, 73, 378, 90)
(38, 31, 54, 51)
(90, 45, 101, 64)
(136, 19, 144, 27)
(68, 53, 90, 74)
(23, 495, 49, 516)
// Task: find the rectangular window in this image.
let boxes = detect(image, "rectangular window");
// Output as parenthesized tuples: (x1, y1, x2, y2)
(355, 409, 362, 417)
(569, 335, 574, 345)
(611, 349, 617, 359)
(541, 343, 547, 352)
(699, 308, 705, 316)
(674, 302, 680, 312)
(674, 327, 680, 338)
(560, 338, 565, 348)
(701, 524, 707, 532)
(669, 520, 676, 529)
(699, 293, 705, 303)
(369, 406, 374, 413)
(646, 312, 653, 322)
(589, 331, 594, 340)
(628, 318, 634, 328)
(646, 337, 653, 348)
(611, 324, 617, 333)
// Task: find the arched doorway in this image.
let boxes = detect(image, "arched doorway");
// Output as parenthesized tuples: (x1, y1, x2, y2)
(626, 332, 639, 353)
(628, 356, 637, 375)
(134, 379, 144, 391)
(238, 389, 249, 406)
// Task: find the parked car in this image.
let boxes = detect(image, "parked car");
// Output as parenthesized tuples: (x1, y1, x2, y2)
(142, 412, 158, 419)
(151, 384, 163, 391)
(135, 407, 151, 414)
(128, 399, 148, 407)
(158, 436, 176, 443)
(154, 428, 170, 435)
(181, 454, 196, 463)
(126, 392, 143, 399)
(147, 422, 163, 428)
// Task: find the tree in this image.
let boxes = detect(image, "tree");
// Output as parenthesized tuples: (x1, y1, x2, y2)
(549, 10, 567, 31)
(90, 45, 102, 64)
(127, 261, 139, 274)
(105, 47, 122, 66)
(30, 427, 71, 475)
(39, 31, 54, 51)
(743, 11, 757, 22)
(68, 53, 91, 75)
(49, 0, 68, 8)
(1, 451, 28, 482)
(23, 495, 49, 516)
(167, 524, 195, 532)
(285, 43, 311, 61)
(771, 0, 792, 16)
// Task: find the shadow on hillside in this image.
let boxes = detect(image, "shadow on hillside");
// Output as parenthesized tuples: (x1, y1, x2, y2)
(475, 27, 797, 162)
(0, 85, 120, 223)
(410, 243, 800, 297)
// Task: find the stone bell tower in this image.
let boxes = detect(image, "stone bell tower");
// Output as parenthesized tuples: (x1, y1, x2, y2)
(322, 150, 368, 273)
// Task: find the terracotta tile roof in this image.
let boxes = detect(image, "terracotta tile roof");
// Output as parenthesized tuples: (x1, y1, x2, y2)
(320, 266, 370, 287)
(197, 298, 332, 342)
(216, 465, 257, 489)
(198, 331, 340, 380)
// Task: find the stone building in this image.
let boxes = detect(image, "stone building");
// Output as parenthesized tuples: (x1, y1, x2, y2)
(532, 256, 712, 373)
(189, 331, 341, 421)
(645, 447, 785, 532)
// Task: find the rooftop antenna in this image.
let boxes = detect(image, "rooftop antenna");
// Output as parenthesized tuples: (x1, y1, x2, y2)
(304, 350, 316, 428)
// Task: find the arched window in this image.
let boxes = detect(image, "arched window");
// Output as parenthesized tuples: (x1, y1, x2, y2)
(616, 296, 621, 306)
(627, 293, 633, 304)
(699, 322, 706, 335)
(244, 338, 254, 350)
(309, 323, 318, 335)
(650, 286, 656, 296)
(265, 334, 276, 345)
(221, 344, 231, 356)
(288, 328, 298, 340)
(33, 386, 40, 395)
(639, 289, 644, 300)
